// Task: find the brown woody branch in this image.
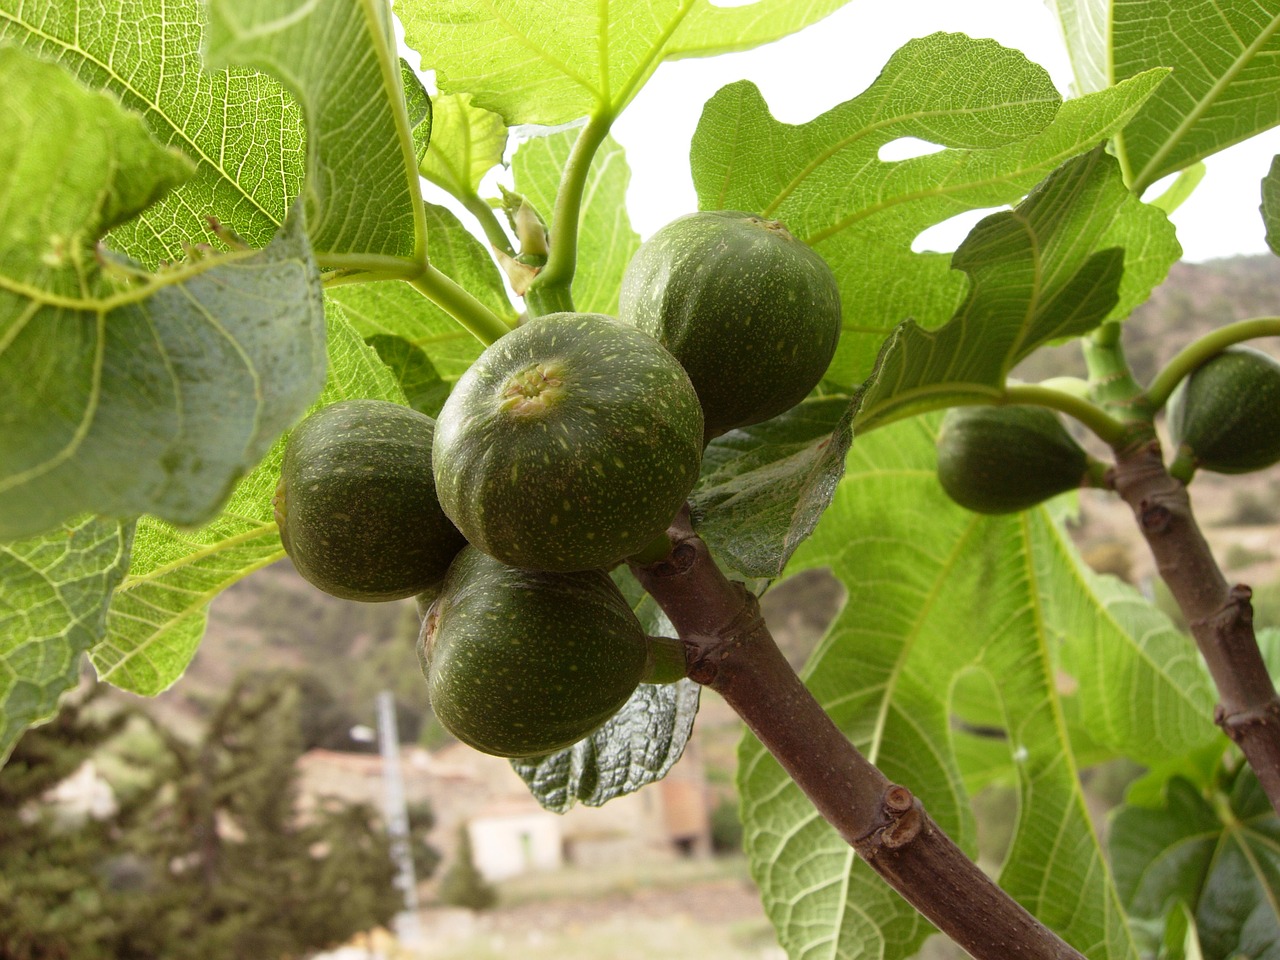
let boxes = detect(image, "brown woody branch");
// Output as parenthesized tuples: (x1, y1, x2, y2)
(1109, 440, 1280, 815)
(631, 508, 1085, 960)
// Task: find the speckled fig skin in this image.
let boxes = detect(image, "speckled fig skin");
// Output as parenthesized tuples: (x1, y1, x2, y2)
(275, 400, 467, 602)
(619, 210, 842, 439)
(935, 405, 1089, 515)
(431, 313, 704, 572)
(421, 546, 648, 758)
(1167, 346, 1280, 475)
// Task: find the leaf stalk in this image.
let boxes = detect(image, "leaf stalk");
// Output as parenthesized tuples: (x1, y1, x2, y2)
(523, 111, 615, 318)
(1002, 384, 1129, 447)
(409, 264, 514, 345)
(1144, 316, 1280, 410)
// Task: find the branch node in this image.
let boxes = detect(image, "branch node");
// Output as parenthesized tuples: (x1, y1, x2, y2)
(1230, 583, 1255, 622)
(649, 541, 696, 576)
(1215, 697, 1280, 743)
(687, 653, 718, 685)
(856, 784, 925, 856)
(1139, 500, 1172, 534)
(1193, 583, 1255, 633)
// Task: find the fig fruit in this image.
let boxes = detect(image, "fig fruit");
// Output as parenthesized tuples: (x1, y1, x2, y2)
(274, 400, 467, 602)
(421, 546, 649, 758)
(936, 405, 1091, 514)
(619, 210, 842, 438)
(1167, 345, 1280, 477)
(432, 312, 703, 572)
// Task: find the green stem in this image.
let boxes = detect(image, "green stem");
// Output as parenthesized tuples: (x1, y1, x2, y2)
(410, 264, 514, 346)
(524, 111, 615, 317)
(314, 252, 422, 278)
(1145, 316, 1280, 411)
(1083, 322, 1152, 422)
(642, 635, 688, 685)
(524, 282, 577, 317)
(1002, 385, 1129, 447)
(628, 531, 673, 565)
(462, 192, 517, 258)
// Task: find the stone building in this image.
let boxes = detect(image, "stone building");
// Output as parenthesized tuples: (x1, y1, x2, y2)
(296, 738, 712, 884)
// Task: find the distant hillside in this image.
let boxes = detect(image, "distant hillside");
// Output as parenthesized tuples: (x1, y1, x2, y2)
(1016, 254, 1280, 385)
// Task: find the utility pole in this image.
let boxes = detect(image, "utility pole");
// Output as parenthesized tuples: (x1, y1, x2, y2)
(376, 691, 421, 946)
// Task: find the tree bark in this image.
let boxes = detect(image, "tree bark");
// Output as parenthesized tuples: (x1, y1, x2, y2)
(1110, 440, 1280, 815)
(631, 509, 1086, 960)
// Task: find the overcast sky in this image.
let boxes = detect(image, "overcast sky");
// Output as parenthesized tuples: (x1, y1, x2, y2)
(606, 1, 1280, 263)
(411, 2, 1280, 263)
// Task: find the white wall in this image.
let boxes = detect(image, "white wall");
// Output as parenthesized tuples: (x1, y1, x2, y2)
(468, 812, 562, 882)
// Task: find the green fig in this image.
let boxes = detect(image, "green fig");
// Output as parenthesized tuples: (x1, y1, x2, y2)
(1167, 345, 1280, 477)
(619, 210, 842, 439)
(421, 547, 650, 758)
(432, 312, 703, 572)
(936, 405, 1092, 514)
(275, 400, 466, 602)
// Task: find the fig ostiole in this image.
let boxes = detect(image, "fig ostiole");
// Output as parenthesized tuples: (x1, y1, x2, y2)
(420, 547, 652, 758)
(619, 210, 842, 439)
(432, 312, 704, 573)
(935, 405, 1096, 515)
(1166, 345, 1280, 480)
(274, 399, 467, 602)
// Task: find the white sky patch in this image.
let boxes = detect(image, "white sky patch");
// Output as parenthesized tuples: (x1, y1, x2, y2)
(401, 1, 1280, 261)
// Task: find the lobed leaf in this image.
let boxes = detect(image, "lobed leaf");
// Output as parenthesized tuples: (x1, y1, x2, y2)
(1264, 155, 1280, 256)
(511, 680, 701, 813)
(366, 335, 452, 418)
(398, 0, 856, 125)
(402, 59, 434, 166)
(691, 396, 853, 580)
(1048, 0, 1280, 194)
(204, 0, 427, 259)
(690, 34, 1168, 388)
(0, 518, 133, 764)
(685, 143, 1176, 581)
(1044, 0, 1110, 96)
(740, 415, 1216, 960)
(852, 146, 1177, 434)
(0, 0, 302, 267)
(90, 306, 404, 696)
(419, 93, 510, 201)
(1043, 540, 1217, 764)
(513, 130, 639, 316)
(0, 47, 194, 283)
(1, 217, 325, 540)
(0, 55, 325, 535)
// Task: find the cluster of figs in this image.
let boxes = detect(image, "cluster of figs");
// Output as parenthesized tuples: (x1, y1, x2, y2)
(935, 345, 1280, 516)
(274, 212, 843, 758)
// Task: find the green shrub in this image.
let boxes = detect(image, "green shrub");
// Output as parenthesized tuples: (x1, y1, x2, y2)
(438, 824, 497, 911)
(709, 797, 744, 855)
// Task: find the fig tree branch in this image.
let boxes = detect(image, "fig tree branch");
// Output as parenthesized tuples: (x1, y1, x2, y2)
(1108, 440, 1280, 816)
(631, 509, 1087, 960)
(1084, 322, 1280, 815)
